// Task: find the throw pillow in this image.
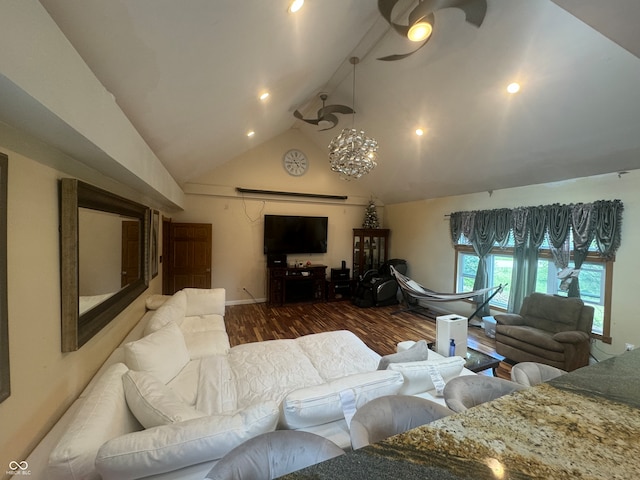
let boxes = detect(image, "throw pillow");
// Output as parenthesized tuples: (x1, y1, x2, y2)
(124, 322, 190, 384)
(123, 370, 205, 428)
(387, 356, 466, 395)
(95, 401, 280, 480)
(47, 363, 137, 480)
(377, 339, 430, 370)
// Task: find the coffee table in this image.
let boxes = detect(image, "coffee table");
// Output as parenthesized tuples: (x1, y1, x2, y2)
(425, 342, 501, 373)
(464, 347, 501, 373)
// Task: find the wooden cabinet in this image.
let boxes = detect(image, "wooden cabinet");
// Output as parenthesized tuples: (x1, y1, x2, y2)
(267, 265, 327, 305)
(352, 229, 390, 279)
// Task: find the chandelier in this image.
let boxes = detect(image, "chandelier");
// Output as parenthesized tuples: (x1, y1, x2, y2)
(328, 57, 378, 180)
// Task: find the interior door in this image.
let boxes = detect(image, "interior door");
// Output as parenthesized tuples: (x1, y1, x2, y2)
(121, 220, 140, 288)
(166, 223, 212, 294)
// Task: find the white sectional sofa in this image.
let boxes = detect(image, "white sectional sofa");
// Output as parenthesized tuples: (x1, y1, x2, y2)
(30, 288, 474, 480)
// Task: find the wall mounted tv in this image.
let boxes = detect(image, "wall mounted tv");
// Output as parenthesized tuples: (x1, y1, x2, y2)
(264, 215, 328, 254)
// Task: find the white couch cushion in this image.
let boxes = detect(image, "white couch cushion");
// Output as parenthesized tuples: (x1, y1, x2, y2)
(182, 314, 230, 358)
(281, 370, 404, 429)
(388, 356, 466, 395)
(294, 330, 381, 381)
(166, 358, 200, 406)
(124, 322, 190, 384)
(144, 290, 187, 335)
(95, 401, 279, 480)
(123, 370, 206, 428)
(197, 355, 238, 415)
(47, 363, 141, 480)
(184, 287, 226, 317)
(229, 339, 325, 408)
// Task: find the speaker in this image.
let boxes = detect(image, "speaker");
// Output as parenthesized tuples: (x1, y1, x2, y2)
(267, 254, 287, 267)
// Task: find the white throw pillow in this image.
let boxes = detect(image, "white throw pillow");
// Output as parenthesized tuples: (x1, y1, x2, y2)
(123, 370, 205, 428)
(144, 294, 170, 311)
(184, 288, 226, 317)
(144, 291, 187, 335)
(95, 401, 279, 480)
(387, 356, 466, 395)
(47, 363, 141, 480)
(281, 370, 404, 429)
(124, 322, 190, 384)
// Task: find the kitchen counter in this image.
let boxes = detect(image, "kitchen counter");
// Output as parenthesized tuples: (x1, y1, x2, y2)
(283, 349, 640, 479)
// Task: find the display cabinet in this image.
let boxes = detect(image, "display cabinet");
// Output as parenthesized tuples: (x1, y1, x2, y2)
(352, 228, 390, 279)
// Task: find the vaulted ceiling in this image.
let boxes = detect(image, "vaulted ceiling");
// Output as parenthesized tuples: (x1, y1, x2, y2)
(38, 0, 640, 205)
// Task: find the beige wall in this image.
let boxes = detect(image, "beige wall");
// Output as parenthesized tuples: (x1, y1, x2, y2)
(175, 129, 383, 303)
(385, 171, 640, 360)
(0, 147, 162, 473)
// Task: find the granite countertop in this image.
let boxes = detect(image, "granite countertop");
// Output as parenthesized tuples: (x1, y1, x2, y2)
(283, 349, 640, 479)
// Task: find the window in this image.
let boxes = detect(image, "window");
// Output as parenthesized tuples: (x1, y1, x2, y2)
(455, 242, 613, 343)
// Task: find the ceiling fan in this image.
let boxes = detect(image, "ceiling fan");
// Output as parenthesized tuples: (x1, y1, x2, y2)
(293, 93, 354, 131)
(377, 0, 487, 61)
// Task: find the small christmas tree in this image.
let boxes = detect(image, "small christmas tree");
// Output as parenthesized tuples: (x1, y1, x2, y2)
(362, 200, 380, 229)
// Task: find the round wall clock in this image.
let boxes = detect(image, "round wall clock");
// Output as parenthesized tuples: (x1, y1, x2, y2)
(282, 149, 309, 176)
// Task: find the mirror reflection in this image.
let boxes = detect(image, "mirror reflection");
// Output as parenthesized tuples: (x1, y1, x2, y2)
(78, 208, 140, 315)
(60, 178, 148, 351)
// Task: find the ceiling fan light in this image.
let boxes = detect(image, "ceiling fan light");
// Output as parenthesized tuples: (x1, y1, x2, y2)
(407, 21, 433, 42)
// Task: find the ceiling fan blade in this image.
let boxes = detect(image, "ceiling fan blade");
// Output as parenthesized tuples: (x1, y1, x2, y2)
(378, 0, 411, 37)
(318, 114, 339, 131)
(294, 109, 322, 125)
(320, 104, 355, 116)
(409, 0, 440, 23)
(377, 13, 434, 62)
(293, 110, 304, 120)
(449, 0, 487, 27)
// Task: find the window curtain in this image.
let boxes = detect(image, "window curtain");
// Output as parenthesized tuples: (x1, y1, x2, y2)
(450, 199, 623, 312)
(508, 207, 547, 312)
(568, 203, 595, 298)
(469, 211, 496, 318)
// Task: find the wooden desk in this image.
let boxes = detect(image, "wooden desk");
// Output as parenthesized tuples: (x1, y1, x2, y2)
(267, 265, 326, 305)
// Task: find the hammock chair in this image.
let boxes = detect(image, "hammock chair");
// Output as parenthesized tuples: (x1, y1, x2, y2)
(390, 265, 505, 324)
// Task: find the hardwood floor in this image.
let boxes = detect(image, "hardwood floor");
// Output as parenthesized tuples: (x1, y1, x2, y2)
(225, 300, 500, 359)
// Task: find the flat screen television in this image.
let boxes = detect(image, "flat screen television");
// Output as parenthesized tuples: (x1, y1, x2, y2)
(264, 215, 328, 254)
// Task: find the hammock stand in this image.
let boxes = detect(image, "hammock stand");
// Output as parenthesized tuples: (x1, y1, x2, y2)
(390, 265, 506, 325)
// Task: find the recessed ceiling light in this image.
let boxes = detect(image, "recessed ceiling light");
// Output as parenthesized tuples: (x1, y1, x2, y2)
(259, 92, 270, 101)
(288, 0, 304, 13)
(507, 82, 521, 94)
(415, 128, 425, 136)
(247, 130, 255, 137)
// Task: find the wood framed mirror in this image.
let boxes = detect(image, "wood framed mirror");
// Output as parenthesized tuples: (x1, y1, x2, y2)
(60, 178, 149, 352)
(0, 153, 9, 402)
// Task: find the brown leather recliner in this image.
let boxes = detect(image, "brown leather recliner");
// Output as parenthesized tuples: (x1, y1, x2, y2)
(494, 293, 594, 371)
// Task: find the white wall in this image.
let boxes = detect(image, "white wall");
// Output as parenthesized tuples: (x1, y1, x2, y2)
(385, 171, 640, 360)
(175, 129, 383, 303)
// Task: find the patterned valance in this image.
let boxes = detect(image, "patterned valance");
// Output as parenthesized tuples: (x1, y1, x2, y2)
(449, 200, 623, 260)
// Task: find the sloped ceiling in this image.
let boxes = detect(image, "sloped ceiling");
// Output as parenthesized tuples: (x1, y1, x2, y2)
(37, 0, 640, 205)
